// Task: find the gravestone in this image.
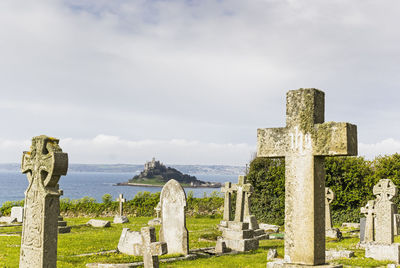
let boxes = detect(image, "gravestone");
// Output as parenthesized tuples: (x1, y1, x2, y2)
(19, 135, 68, 268)
(114, 194, 129, 224)
(365, 179, 400, 263)
(221, 182, 235, 225)
(118, 228, 142, 255)
(87, 219, 111, 228)
(394, 214, 400, 236)
(159, 179, 189, 255)
(325, 188, 341, 239)
(360, 200, 376, 243)
(360, 217, 366, 243)
(258, 89, 357, 267)
(141, 226, 167, 268)
(219, 175, 260, 251)
(148, 202, 162, 226)
(11, 207, 24, 223)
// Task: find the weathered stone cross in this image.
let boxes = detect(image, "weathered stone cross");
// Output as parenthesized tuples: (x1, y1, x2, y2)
(117, 193, 126, 216)
(234, 175, 253, 222)
(141, 226, 167, 268)
(19, 135, 68, 268)
(154, 202, 161, 219)
(373, 178, 397, 244)
(257, 89, 357, 265)
(221, 182, 236, 221)
(361, 200, 376, 243)
(325, 187, 335, 230)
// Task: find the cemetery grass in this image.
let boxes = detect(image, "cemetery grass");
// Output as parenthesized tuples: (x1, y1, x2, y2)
(0, 218, 398, 267)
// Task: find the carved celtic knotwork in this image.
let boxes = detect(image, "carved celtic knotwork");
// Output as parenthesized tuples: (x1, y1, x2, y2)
(373, 179, 398, 202)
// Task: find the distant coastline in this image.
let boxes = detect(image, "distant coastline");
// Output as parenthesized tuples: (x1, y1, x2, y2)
(114, 182, 222, 188)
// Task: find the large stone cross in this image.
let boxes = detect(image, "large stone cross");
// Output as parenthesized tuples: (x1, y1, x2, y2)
(361, 200, 376, 243)
(325, 187, 335, 230)
(233, 175, 253, 222)
(141, 226, 167, 268)
(221, 182, 236, 221)
(19, 135, 68, 268)
(117, 194, 126, 216)
(373, 179, 397, 244)
(257, 89, 357, 265)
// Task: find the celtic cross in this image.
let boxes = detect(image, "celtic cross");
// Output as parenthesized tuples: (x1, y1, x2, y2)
(373, 178, 398, 203)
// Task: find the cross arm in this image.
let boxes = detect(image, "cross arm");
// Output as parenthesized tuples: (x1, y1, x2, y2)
(257, 127, 288, 157)
(313, 122, 357, 156)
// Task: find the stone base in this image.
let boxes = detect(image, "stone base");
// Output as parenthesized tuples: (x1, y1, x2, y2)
(365, 243, 400, 263)
(266, 260, 342, 268)
(113, 216, 129, 224)
(224, 237, 259, 251)
(58, 226, 71, 233)
(325, 250, 354, 261)
(148, 218, 162, 226)
(326, 228, 341, 239)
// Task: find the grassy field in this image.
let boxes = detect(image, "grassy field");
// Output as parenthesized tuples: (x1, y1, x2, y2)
(0, 216, 396, 267)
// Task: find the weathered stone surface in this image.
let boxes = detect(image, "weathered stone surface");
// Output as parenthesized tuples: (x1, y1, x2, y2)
(19, 135, 68, 268)
(325, 228, 341, 239)
(221, 182, 235, 221)
(215, 237, 228, 253)
(360, 200, 375, 243)
(148, 202, 161, 226)
(325, 250, 354, 260)
(267, 248, 278, 260)
(114, 216, 129, 224)
(360, 217, 366, 242)
(395, 214, 400, 236)
(118, 228, 142, 256)
(141, 226, 167, 268)
(365, 243, 400, 263)
(11, 207, 24, 223)
(224, 237, 258, 252)
(257, 88, 357, 266)
(373, 179, 397, 244)
(0, 216, 17, 224)
(87, 219, 111, 228)
(159, 179, 189, 255)
(341, 222, 360, 229)
(259, 223, 280, 233)
(325, 187, 334, 230)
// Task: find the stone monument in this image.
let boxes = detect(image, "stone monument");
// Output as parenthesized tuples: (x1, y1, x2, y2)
(325, 187, 341, 239)
(148, 201, 162, 226)
(258, 89, 357, 267)
(114, 193, 129, 224)
(360, 200, 376, 243)
(365, 179, 400, 263)
(218, 175, 260, 252)
(141, 226, 167, 268)
(159, 179, 189, 255)
(19, 135, 68, 268)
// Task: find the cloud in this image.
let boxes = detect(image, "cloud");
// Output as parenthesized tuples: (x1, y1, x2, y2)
(0, 135, 255, 165)
(359, 138, 400, 160)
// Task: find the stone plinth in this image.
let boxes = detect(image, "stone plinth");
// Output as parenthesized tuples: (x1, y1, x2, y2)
(365, 243, 400, 263)
(221, 221, 258, 251)
(58, 216, 71, 233)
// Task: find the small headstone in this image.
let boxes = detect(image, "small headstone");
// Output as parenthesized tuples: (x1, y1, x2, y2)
(114, 194, 129, 224)
(87, 219, 111, 228)
(361, 200, 376, 244)
(118, 228, 142, 255)
(141, 226, 167, 268)
(267, 248, 278, 260)
(19, 135, 68, 268)
(159, 179, 189, 255)
(395, 214, 400, 236)
(0, 216, 17, 224)
(148, 202, 162, 226)
(11, 207, 24, 223)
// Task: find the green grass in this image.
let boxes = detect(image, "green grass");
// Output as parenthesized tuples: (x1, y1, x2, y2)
(0, 217, 397, 267)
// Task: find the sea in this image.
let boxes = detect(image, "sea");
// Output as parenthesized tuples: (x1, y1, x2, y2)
(0, 169, 239, 205)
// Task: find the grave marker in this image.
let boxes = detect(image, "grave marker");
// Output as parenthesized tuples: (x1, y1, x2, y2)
(141, 226, 167, 268)
(19, 135, 68, 268)
(258, 89, 357, 266)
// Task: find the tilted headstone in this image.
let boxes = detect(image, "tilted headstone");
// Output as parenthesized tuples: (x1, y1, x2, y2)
(365, 179, 400, 263)
(19, 135, 68, 268)
(325, 188, 341, 239)
(11, 207, 24, 223)
(141, 226, 167, 268)
(114, 193, 129, 224)
(159, 179, 189, 255)
(118, 228, 143, 255)
(259, 88, 357, 267)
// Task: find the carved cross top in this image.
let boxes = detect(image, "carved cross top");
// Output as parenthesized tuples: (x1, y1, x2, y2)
(234, 175, 253, 222)
(361, 200, 376, 217)
(325, 187, 335, 204)
(373, 179, 398, 202)
(21, 135, 68, 189)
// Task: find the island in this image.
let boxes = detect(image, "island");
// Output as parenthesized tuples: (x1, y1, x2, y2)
(116, 158, 222, 188)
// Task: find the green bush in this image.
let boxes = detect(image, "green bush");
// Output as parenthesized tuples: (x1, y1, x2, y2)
(102, 194, 113, 204)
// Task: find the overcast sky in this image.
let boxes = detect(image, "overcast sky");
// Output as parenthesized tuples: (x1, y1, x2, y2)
(0, 0, 399, 165)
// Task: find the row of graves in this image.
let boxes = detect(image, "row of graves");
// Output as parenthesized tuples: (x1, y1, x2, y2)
(6, 88, 400, 267)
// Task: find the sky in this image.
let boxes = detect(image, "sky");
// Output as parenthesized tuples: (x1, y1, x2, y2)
(0, 0, 399, 165)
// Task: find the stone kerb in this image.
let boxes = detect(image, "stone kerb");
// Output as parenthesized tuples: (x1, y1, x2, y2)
(19, 135, 68, 268)
(159, 179, 189, 255)
(258, 88, 357, 267)
(364, 179, 400, 263)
